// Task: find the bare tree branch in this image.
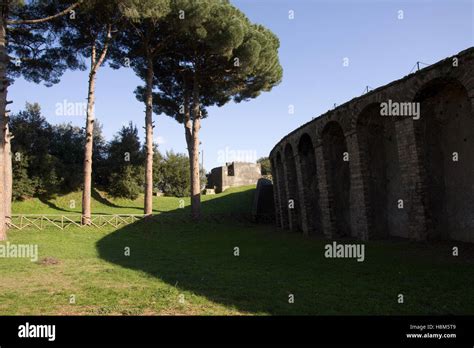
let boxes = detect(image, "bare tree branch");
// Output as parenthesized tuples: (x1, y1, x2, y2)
(93, 24, 112, 71)
(7, 1, 83, 25)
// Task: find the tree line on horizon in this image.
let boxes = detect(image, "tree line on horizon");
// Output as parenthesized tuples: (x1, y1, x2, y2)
(11, 102, 201, 201)
(0, 0, 283, 240)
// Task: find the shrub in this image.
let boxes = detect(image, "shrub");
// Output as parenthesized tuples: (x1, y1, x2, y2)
(108, 166, 142, 200)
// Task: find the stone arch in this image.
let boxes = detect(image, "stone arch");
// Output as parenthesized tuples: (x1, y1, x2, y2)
(414, 77, 474, 242)
(276, 151, 289, 229)
(321, 121, 351, 237)
(297, 133, 322, 235)
(284, 143, 301, 231)
(356, 103, 404, 238)
(350, 91, 391, 131)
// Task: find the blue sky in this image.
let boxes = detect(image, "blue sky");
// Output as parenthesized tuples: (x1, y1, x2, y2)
(9, 0, 474, 171)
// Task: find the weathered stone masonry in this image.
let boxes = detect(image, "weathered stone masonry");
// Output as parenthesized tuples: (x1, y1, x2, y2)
(269, 47, 474, 243)
(207, 162, 261, 193)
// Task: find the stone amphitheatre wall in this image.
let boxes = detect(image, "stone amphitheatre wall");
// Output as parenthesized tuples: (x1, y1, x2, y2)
(269, 47, 474, 243)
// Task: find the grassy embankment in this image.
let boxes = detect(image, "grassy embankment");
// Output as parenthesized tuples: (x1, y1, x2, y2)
(1, 185, 472, 315)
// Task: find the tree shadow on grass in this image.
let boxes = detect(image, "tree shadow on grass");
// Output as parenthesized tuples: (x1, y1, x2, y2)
(96, 188, 329, 315)
(38, 196, 74, 213)
(97, 188, 459, 315)
(91, 189, 163, 214)
(91, 189, 123, 209)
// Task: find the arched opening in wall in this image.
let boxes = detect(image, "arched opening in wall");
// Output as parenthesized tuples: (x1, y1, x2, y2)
(276, 152, 289, 229)
(284, 143, 302, 231)
(298, 133, 322, 235)
(415, 77, 474, 242)
(357, 103, 402, 239)
(322, 121, 351, 237)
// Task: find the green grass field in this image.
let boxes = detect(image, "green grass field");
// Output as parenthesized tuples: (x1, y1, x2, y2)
(1, 185, 473, 315)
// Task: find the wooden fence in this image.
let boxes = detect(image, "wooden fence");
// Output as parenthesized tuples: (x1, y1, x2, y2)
(6, 212, 259, 230)
(7, 214, 147, 230)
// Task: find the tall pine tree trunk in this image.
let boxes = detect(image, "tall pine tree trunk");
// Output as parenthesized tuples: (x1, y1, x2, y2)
(4, 123, 12, 226)
(183, 91, 193, 207)
(144, 56, 154, 216)
(81, 67, 97, 225)
(81, 29, 110, 225)
(0, 2, 8, 240)
(190, 78, 201, 220)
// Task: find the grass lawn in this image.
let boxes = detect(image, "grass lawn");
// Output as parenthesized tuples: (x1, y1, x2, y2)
(1, 185, 473, 315)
